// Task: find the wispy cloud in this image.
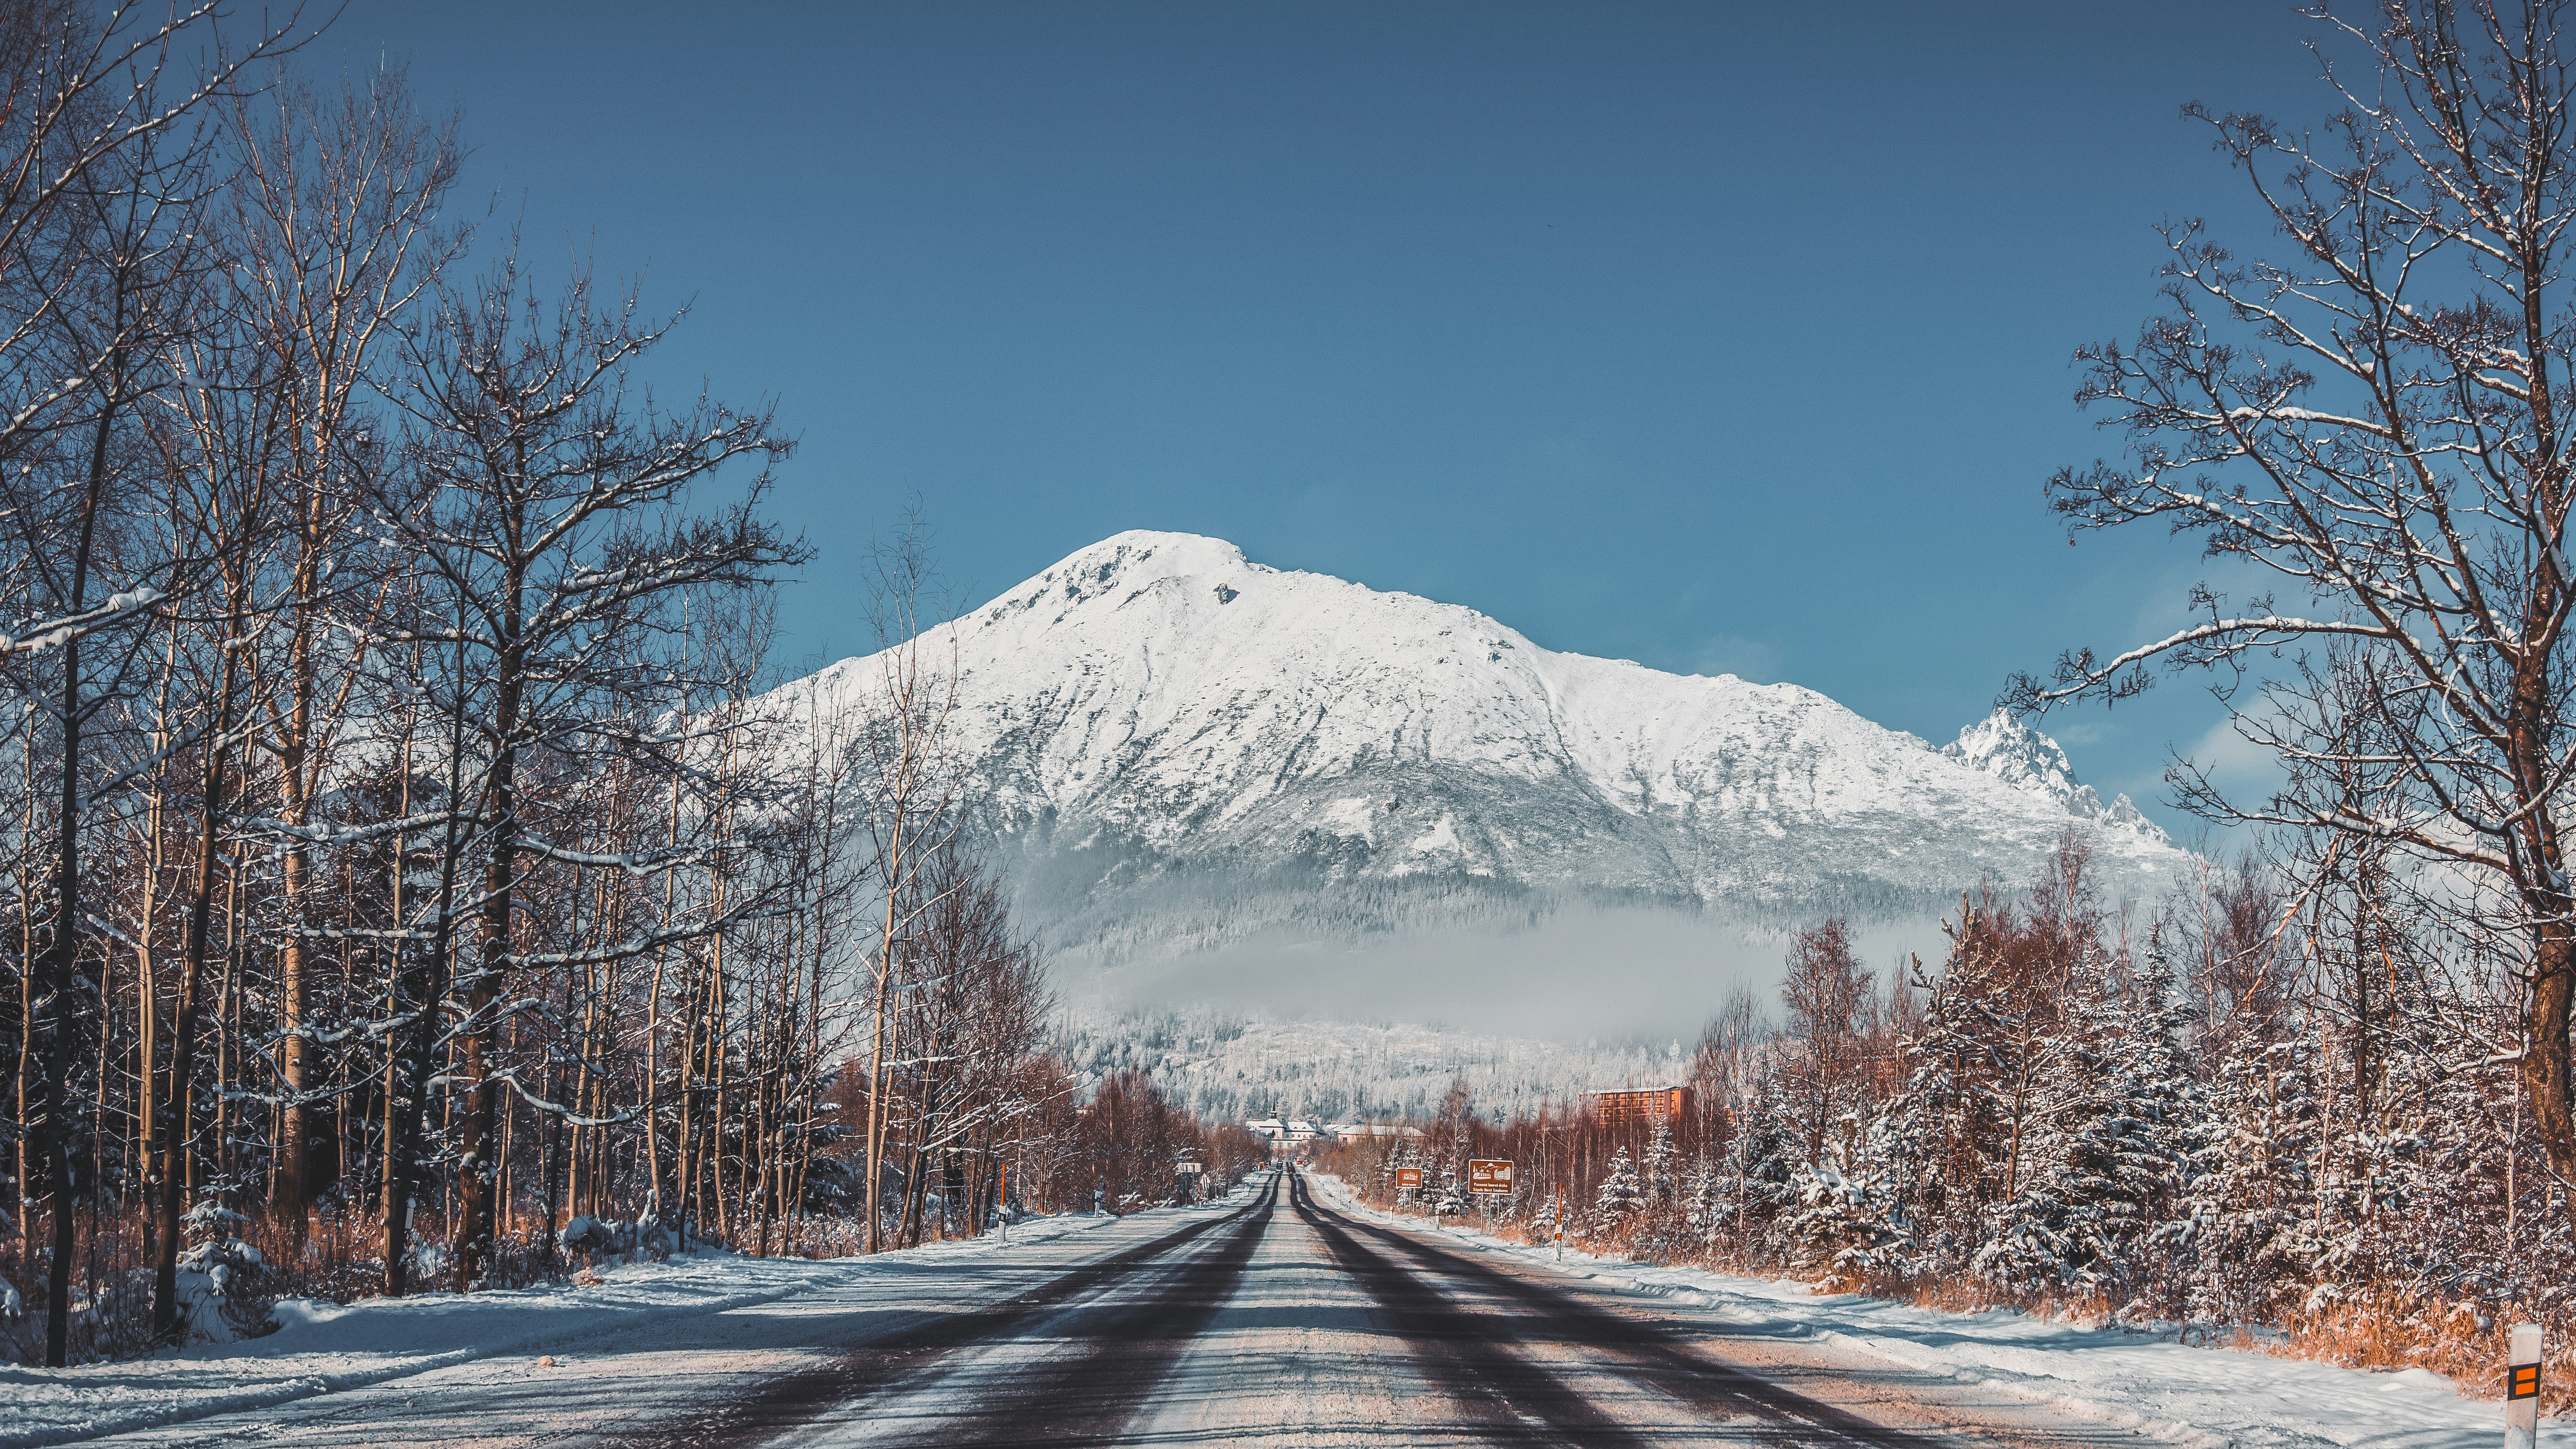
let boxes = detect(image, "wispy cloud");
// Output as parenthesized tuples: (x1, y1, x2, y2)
(2176, 712, 2287, 803)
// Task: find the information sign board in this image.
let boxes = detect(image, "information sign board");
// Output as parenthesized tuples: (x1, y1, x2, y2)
(1396, 1166, 1422, 1188)
(1468, 1159, 1515, 1196)
(1175, 1160, 1203, 1176)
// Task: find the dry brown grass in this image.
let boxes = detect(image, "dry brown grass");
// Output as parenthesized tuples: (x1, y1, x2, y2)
(2264, 1293, 2574, 1415)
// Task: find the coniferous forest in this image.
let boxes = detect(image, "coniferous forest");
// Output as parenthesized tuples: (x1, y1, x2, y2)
(1322, 834, 2570, 1407)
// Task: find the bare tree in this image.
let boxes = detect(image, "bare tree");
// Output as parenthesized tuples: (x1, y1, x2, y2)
(2011, 0, 2576, 1212)
(0, 0, 306, 1364)
(224, 66, 459, 1233)
(0, 115, 218, 1368)
(383, 247, 798, 1287)
(136, 207, 288, 1340)
(1778, 917, 1875, 1166)
(850, 518, 959, 1253)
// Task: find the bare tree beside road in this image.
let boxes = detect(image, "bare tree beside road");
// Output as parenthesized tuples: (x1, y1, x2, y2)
(2012, 0, 2576, 1217)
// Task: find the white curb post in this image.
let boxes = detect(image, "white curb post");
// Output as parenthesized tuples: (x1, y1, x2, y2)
(2508, 1323, 2543, 1449)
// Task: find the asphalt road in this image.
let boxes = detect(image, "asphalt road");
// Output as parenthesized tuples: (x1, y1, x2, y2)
(83, 1171, 2111, 1449)
(605, 1171, 1982, 1449)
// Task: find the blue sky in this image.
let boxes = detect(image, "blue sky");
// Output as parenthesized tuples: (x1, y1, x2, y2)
(302, 1, 2333, 841)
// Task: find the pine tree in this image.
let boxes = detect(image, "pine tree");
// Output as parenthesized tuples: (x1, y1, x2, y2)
(1872, 915, 2013, 1276)
(1967, 933, 2202, 1299)
(2185, 1033, 2321, 1324)
(1532, 1188, 1564, 1239)
(1684, 1154, 1723, 1245)
(1645, 1118, 1678, 1203)
(1593, 1146, 1645, 1233)
(1727, 1049, 1804, 1227)
(1782, 1149, 1910, 1284)
(1971, 1075, 2086, 1293)
(1437, 1171, 1468, 1217)
(2080, 936, 2199, 1311)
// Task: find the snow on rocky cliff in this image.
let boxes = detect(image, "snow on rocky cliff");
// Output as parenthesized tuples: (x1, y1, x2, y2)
(784, 532, 2186, 965)
(1942, 709, 2169, 842)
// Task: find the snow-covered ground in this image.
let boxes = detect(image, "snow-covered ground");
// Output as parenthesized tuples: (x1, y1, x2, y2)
(1306, 1174, 2565, 1449)
(1, 1209, 1147, 1449)
(19, 1173, 2559, 1449)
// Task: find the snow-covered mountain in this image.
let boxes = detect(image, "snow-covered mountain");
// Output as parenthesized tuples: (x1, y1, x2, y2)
(784, 532, 2186, 999)
(1941, 709, 2165, 838)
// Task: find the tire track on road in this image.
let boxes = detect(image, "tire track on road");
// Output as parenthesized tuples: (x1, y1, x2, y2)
(595, 1190, 1271, 1448)
(1304, 1174, 1943, 1448)
(1288, 1173, 1660, 1447)
(874, 1185, 1274, 1447)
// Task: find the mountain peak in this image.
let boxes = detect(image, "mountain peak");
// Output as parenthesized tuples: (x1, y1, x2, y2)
(1941, 709, 2167, 845)
(794, 534, 2187, 972)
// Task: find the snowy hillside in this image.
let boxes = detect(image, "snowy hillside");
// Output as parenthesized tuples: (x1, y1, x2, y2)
(1060, 1005, 1695, 1125)
(778, 532, 2185, 1023)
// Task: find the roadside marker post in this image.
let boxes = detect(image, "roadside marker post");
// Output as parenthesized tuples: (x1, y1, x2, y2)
(1554, 1186, 1565, 1262)
(2508, 1324, 2543, 1449)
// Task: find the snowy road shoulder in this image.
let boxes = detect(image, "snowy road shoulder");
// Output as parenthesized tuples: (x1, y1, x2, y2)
(0, 1208, 1178, 1449)
(1304, 1175, 2562, 1449)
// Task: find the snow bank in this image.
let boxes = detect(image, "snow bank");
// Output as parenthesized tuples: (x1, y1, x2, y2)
(0, 1214, 1124, 1449)
(1306, 1175, 2568, 1449)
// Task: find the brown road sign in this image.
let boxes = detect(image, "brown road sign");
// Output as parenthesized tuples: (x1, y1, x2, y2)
(1396, 1166, 1422, 1188)
(1468, 1159, 1514, 1195)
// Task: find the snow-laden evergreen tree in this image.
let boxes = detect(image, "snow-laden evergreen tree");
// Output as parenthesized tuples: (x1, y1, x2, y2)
(1644, 1118, 1678, 1204)
(1437, 1168, 1468, 1216)
(1971, 1060, 2087, 1295)
(2092, 932, 2200, 1312)
(1782, 1140, 1910, 1284)
(1684, 1154, 1723, 1246)
(2308, 1033, 2504, 1313)
(1967, 929, 2199, 1300)
(2185, 1033, 2322, 1324)
(1532, 1186, 1564, 1240)
(1593, 1146, 1645, 1233)
(1726, 1048, 1806, 1231)
(1872, 914, 2013, 1277)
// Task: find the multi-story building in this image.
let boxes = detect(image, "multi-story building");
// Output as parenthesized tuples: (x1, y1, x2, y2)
(1580, 1086, 1695, 1126)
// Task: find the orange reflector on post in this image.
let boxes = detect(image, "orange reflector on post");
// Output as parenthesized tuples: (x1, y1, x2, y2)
(2507, 1322, 2544, 1449)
